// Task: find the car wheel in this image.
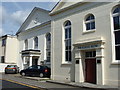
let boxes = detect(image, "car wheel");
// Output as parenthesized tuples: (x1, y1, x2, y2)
(15, 70, 18, 74)
(5, 71, 7, 74)
(39, 73, 44, 78)
(21, 72, 26, 76)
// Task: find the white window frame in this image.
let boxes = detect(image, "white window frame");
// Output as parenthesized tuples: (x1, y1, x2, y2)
(62, 20, 72, 64)
(111, 6, 120, 64)
(46, 33, 51, 62)
(24, 39, 28, 50)
(83, 14, 96, 33)
(34, 37, 38, 50)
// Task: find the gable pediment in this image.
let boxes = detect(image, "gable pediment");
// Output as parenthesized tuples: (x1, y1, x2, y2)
(17, 7, 51, 34)
(50, 0, 84, 14)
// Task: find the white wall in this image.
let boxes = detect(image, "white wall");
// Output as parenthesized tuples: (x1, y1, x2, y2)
(18, 24, 51, 70)
(0, 36, 19, 72)
(5, 36, 18, 64)
(51, 2, 120, 86)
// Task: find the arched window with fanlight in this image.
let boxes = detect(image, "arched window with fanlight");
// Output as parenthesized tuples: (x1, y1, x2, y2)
(46, 33, 51, 62)
(34, 37, 38, 49)
(112, 6, 120, 60)
(64, 20, 72, 62)
(85, 14, 95, 30)
(25, 39, 28, 50)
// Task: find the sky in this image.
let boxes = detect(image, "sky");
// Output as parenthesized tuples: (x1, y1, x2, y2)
(0, 1, 59, 36)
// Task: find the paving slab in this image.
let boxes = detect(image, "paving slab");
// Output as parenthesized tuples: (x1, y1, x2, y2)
(46, 80, 120, 90)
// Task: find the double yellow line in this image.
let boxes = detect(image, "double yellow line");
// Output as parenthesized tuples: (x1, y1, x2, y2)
(1, 78, 45, 90)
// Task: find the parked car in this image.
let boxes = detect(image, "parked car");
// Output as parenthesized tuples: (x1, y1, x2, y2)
(5, 65, 19, 74)
(20, 65, 51, 78)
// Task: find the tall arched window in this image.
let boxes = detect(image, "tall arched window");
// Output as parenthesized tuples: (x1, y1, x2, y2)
(112, 6, 120, 60)
(46, 33, 51, 62)
(34, 37, 38, 49)
(85, 14, 95, 30)
(25, 39, 28, 50)
(64, 21, 71, 62)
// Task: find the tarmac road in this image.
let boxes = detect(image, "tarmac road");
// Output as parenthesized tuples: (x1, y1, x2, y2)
(1, 79, 44, 90)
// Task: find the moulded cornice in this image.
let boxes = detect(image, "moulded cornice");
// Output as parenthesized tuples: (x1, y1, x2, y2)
(49, 2, 88, 16)
(17, 21, 51, 36)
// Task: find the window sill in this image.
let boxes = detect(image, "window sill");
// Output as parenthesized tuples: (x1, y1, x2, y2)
(62, 62, 72, 65)
(111, 61, 120, 65)
(83, 29, 96, 34)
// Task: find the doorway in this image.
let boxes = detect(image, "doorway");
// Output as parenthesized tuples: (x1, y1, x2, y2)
(85, 58, 96, 84)
(85, 51, 96, 84)
(32, 57, 38, 65)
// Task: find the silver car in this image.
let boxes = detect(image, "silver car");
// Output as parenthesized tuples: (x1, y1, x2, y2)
(5, 65, 19, 74)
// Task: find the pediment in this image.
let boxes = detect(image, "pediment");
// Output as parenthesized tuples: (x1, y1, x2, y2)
(50, 0, 84, 14)
(17, 7, 51, 34)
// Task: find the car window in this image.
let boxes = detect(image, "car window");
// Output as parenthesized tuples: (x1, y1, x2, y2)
(37, 66, 41, 69)
(7, 65, 15, 68)
(28, 66, 38, 69)
(29, 66, 33, 69)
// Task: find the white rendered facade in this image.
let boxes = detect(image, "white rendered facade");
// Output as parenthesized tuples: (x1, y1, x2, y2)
(50, 1, 120, 86)
(0, 35, 18, 72)
(17, 7, 51, 70)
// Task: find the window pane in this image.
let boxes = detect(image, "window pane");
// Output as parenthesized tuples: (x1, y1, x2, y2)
(85, 51, 96, 57)
(65, 40, 69, 50)
(86, 16, 91, 21)
(25, 40, 28, 49)
(65, 51, 68, 61)
(34, 37, 38, 49)
(65, 29, 68, 39)
(86, 15, 94, 21)
(65, 40, 71, 50)
(113, 7, 120, 14)
(86, 23, 90, 30)
(46, 33, 51, 62)
(64, 21, 71, 62)
(115, 46, 120, 60)
(47, 57, 50, 62)
(2, 39, 6, 46)
(68, 40, 71, 50)
(46, 33, 51, 41)
(91, 15, 95, 19)
(69, 51, 71, 61)
(91, 22, 95, 29)
(1, 56, 5, 63)
(65, 21, 71, 26)
(85, 52, 90, 57)
(68, 28, 71, 38)
(113, 16, 120, 30)
(115, 31, 120, 44)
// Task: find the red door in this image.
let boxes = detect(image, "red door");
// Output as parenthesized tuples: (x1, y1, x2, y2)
(85, 59, 96, 84)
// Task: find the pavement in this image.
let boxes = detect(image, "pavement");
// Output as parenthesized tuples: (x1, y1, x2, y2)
(47, 80, 120, 90)
(13, 74, 120, 90)
(1, 74, 120, 90)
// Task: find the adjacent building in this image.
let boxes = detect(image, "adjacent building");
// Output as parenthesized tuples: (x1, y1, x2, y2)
(16, 7, 51, 70)
(0, 35, 18, 72)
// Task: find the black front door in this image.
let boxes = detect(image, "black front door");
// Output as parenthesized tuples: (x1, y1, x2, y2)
(32, 58, 38, 65)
